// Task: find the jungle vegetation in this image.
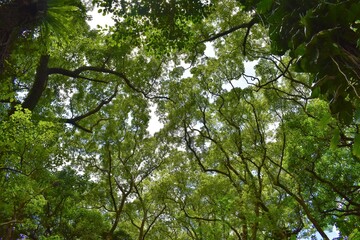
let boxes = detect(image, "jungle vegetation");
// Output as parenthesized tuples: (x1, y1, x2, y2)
(0, 0, 359, 239)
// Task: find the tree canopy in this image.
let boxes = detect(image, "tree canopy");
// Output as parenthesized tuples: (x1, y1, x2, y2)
(0, 0, 359, 239)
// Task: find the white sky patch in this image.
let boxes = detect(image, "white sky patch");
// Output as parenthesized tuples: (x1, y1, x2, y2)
(87, 7, 114, 29)
(244, 60, 257, 76)
(205, 42, 216, 58)
(147, 103, 163, 135)
(222, 60, 258, 90)
(265, 121, 279, 143)
(299, 226, 339, 240)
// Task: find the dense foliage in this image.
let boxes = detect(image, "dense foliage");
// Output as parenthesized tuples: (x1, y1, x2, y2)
(0, 0, 359, 239)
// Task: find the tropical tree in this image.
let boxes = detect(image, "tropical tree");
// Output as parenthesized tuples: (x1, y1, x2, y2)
(1, 0, 359, 239)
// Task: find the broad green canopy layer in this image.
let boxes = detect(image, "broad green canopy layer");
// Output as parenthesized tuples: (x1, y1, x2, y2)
(0, 0, 359, 239)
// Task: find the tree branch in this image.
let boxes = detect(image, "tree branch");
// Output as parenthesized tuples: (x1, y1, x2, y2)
(49, 65, 173, 102)
(0, 220, 21, 227)
(183, 121, 231, 177)
(62, 84, 118, 133)
(48, 67, 109, 83)
(143, 205, 167, 239)
(21, 54, 49, 111)
(199, 18, 258, 51)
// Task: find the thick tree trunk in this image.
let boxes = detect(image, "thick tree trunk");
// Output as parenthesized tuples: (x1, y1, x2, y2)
(0, 0, 47, 72)
(22, 54, 49, 111)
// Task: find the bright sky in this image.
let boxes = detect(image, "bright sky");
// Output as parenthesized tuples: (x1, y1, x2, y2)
(87, 7, 114, 29)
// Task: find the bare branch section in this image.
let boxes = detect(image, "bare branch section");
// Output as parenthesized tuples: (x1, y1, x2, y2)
(0, 220, 22, 227)
(199, 17, 259, 55)
(62, 84, 119, 133)
(49, 66, 142, 94)
(15, 55, 172, 132)
(49, 66, 173, 102)
(48, 67, 109, 84)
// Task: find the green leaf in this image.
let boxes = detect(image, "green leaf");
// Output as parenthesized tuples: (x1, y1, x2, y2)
(330, 128, 340, 149)
(294, 43, 306, 56)
(257, 0, 273, 14)
(311, 87, 320, 98)
(349, 228, 360, 240)
(354, 108, 360, 124)
(352, 134, 360, 158)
